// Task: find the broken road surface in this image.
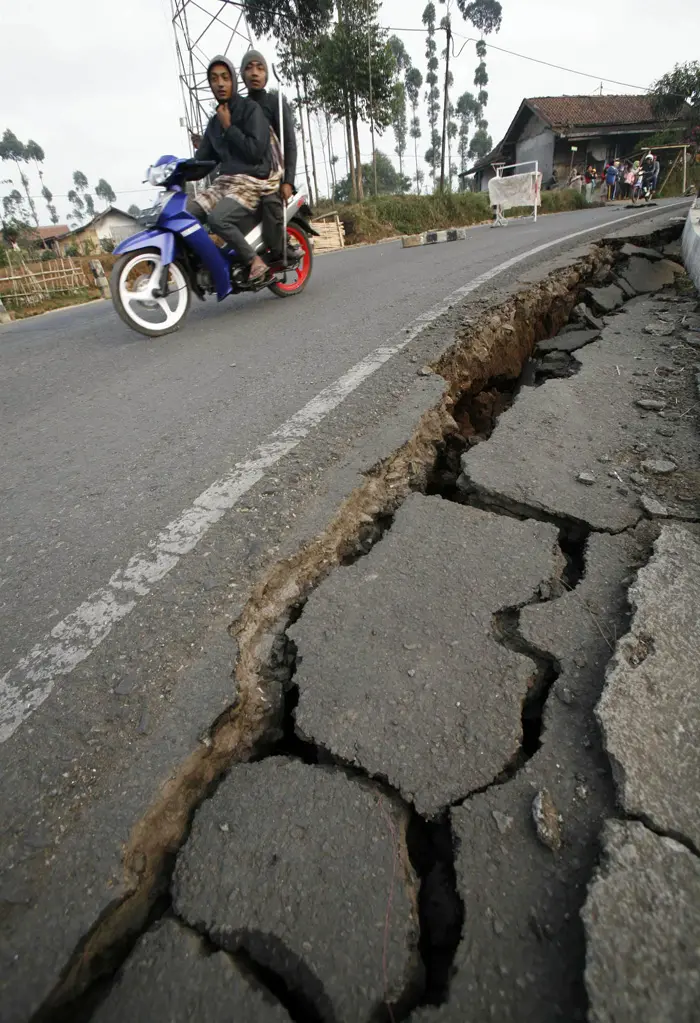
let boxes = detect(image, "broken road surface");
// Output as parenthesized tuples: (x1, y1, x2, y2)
(2, 201, 699, 1021)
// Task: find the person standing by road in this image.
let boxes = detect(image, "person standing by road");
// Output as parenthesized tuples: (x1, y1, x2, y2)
(241, 49, 298, 268)
(604, 160, 618, 201)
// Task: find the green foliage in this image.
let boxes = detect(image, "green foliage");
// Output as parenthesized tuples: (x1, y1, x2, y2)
(73, 170, 88, 191)
(101, 237, 116, 253)
(242, 0, 333, 42)
(127, 204, 141, 218)
(423, 2, 441, 183)
(652, 61, 700, 148)
(468, 127, 493, 162)
(457, 0, 503, 34)
(392, 82, 408, 173)
(335, 150, 411, 203)
(95, 178, 116, 206)
(65, 244, 80, 257)
(388, 35, 412, 74)
(24, 139, 45, 163)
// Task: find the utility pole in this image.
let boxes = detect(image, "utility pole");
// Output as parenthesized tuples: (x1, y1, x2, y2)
(367, 0, 378, 196)
(439, 13, 452, 193)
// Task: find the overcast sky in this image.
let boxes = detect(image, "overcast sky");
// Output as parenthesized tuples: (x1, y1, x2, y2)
(1, 0, 697, 223)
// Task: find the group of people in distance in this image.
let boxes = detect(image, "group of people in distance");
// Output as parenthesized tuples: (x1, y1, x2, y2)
(583, 152, 660, 202)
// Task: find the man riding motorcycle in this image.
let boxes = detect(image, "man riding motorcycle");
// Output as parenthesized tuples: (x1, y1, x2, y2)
(188, 55, 280, 282)
(241, 48, 299, 269)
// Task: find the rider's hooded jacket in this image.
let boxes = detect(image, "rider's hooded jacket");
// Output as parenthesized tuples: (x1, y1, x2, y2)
(194, 55, 272, 180)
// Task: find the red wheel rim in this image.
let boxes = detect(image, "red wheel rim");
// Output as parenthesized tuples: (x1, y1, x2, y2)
(275, 224, 311, 293)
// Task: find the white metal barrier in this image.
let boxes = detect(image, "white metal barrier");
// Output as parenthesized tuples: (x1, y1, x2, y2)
(488, 161, 542, 226)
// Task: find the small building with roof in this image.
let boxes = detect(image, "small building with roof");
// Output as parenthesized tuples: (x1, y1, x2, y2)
(462, 94, 686, 191)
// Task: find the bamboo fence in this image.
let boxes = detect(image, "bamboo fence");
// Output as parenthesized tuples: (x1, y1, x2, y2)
(0, 253, 90, 306)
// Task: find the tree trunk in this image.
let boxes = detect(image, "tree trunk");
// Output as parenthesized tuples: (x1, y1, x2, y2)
(291, 60, 313, 202)
(301, 74, 320, 204)
(316, 112, 330, 197)
(326, 111, 337, 194)
(343, 95, 356, 201)
(306, 106, 320, 204)
(350, 95, 364, 201)
(413, 105, 420, 194)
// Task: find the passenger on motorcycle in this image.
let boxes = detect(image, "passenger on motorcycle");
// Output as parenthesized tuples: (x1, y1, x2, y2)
(188, 55, 279, 282)
(241, 49, 298, 269)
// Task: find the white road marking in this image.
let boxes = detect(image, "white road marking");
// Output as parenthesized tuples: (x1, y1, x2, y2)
(0, 203, 689, 743)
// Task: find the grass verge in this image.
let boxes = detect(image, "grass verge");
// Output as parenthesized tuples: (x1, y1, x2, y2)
(337, 189, 590, 245)
(2, 288, 100, 321)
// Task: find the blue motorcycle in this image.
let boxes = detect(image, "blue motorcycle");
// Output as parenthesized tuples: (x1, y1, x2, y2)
(111, 154, 318, 337)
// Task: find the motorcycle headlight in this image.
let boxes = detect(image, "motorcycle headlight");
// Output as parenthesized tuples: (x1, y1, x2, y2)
(147, 161, 178, 186)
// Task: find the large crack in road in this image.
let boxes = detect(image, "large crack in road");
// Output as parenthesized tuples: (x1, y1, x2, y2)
(25, 217, 700, 1023)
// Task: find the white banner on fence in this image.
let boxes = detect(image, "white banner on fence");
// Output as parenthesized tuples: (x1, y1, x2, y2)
(488, 171, 543, 210)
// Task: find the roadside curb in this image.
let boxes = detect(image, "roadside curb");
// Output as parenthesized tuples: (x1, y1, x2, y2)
(681, 200, 700, 292)
(402, 227, 468, 248)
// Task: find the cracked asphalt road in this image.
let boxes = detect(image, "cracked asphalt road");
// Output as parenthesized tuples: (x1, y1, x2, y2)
(0, 199, 693, 1022)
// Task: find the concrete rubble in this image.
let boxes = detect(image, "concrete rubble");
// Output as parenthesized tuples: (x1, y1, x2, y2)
(583, 821, 700, 1023)
(93, 919, 292, 1023)
(291, 495, 562, 817)
(173, 757, 420, 1022)
(597, 525, 700, 851)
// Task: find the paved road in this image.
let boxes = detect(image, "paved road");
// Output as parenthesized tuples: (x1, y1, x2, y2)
(0, 199, 691, 1021)
(0, 202, 684, 698)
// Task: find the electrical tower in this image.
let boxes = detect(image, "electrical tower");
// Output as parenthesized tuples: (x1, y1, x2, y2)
(171, 0, 255, 137)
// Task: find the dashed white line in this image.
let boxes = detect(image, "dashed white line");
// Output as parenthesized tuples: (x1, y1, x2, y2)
(0, 202, 689, 742)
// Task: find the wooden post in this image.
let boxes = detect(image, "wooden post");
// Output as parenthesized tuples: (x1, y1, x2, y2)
(658, 151, 682, 197)
(89, 259, 111, 299)
(683, 146, 687, 194)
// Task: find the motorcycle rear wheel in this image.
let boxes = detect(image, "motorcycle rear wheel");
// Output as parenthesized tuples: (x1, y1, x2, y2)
(111, 248, 191, 338)
(268, 224, 313, 298)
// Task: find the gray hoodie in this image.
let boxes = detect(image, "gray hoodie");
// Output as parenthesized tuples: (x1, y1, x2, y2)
(194, 55, 272, 179)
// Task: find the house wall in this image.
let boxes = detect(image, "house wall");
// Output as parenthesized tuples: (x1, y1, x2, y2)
(515, 112, 555, 180)
(95, 212, 138, 244)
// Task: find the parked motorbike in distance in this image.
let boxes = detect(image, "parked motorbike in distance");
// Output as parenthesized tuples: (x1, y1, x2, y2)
(110, 155, 318, 337)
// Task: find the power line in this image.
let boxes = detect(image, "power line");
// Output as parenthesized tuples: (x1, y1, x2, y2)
(385, 25, 655, 94)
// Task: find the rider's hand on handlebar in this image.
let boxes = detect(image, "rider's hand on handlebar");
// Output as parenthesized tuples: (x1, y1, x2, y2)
(281, 183, 293, 202)
(189, 130, 202, 150)
(216, 103, 231, 131)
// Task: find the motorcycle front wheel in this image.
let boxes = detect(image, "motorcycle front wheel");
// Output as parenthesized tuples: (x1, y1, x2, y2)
(111, 248, 191, 337)
(268, 223, 313, 299)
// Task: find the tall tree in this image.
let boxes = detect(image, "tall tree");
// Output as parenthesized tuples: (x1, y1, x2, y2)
(0, 130, 39, 229)
(243, 0, 335, 205)
(72, 171, 95, 220)
(388, 34, 412, 179)
(23, 139, 58, 225)
(652, 61, 700, 150)
(392, 82, 408, 175)
(456, 90, 480, 172)
(423, 3, 441, 187)
(127, 204, 141, 218)
(406, 67, 423, 193)
(314, 1, 397, 201)
(456, 0, 502, 130)
(95, 178, 116, 207)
